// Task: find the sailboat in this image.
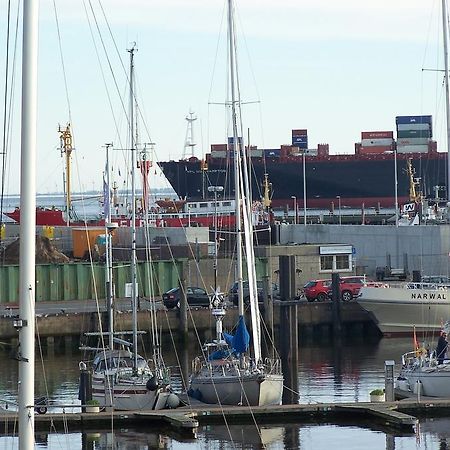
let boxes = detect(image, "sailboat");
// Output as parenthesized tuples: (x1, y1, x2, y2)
(394, 0, 450, 399)
(79, 47, 179, 411)
(188, 0, 284, 407)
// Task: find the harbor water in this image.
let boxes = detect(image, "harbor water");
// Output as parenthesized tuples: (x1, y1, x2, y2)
(0, 336, 449, 449)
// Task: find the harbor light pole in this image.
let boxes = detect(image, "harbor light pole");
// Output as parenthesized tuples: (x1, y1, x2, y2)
(291, 196, 297, 224)
(336, 196, 341, 225)
(394, 147, 399, 227)
(303, 151, 307, 225)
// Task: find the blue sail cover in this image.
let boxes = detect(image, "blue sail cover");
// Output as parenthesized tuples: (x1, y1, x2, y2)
(209, 316, 250, 360)
(232, 315, 250, 355)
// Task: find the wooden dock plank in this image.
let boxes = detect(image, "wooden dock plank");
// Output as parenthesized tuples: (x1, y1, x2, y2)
(3, 399, 450, 436)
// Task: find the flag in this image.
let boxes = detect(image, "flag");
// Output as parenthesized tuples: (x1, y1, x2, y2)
(413, 325, 420, 355)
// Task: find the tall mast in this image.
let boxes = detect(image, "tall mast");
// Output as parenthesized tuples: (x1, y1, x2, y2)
(228, 0, 243, 319)
(19, 0, 39, 447)
(128, 45, 138, 371)
(104, 143, 114, 353)
(442, 0, 450, 202)
(228, 0, 261, 362)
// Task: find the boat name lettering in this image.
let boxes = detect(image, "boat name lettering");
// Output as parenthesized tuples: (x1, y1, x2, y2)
(411, 292, 447, 300)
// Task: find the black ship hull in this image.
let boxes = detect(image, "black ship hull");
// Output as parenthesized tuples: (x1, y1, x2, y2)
(158, 152, 447, 209)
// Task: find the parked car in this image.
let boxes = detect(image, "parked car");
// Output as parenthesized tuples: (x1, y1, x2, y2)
(303, 279, 331, 302)
(338, 276, 378, 301)
(303, 276, 379, 302)
(162, 286, 211, 309)
(228, 281, 280, 306)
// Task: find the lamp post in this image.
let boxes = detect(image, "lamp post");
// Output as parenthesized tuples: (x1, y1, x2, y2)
(302, 151, 307, 225)
(337, 196, 342, 225)
(208, 186, 224, 291)
(394, 147, 399, 227)
(291, 196, 297, 224)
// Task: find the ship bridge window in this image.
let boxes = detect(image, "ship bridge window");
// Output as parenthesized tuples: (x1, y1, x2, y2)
(223, 201, 231, 207)
(199, 203, 208, 208)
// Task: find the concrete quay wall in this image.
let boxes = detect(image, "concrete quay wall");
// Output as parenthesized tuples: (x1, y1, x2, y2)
(0, 302, 374, 342)
(279, 224, 450, 278)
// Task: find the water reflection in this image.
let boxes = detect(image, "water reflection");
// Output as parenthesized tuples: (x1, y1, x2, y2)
(1, 337, 450, 448)
(8, 422, 450, 450)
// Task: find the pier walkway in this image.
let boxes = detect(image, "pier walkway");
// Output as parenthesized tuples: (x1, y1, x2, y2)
(0, 398, 441, 436)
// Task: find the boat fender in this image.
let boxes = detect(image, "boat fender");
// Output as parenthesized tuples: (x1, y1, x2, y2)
(35, 396, 48, 415)
(146, 376, 159, 391)
(166, 393, 180, 409)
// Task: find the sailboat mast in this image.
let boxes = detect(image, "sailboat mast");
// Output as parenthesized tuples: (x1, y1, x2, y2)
(228, 0, 244, 318)
(104, 143, 114, 353)
(228, 0, 262, 363)
(442, 0, 450, 202)
(18, 0, 38, 447)
(128, 45, 138, 371)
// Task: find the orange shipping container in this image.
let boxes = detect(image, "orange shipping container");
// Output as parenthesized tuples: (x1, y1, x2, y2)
(211, 144, 227, 152)
(72, 228, 105, 259)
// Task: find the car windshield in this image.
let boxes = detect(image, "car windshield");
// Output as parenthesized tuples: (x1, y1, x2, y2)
(166, 288, 178, 294)
(304, 281, 317, 288)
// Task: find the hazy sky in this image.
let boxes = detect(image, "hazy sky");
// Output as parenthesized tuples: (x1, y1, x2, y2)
(0, 0, 447, 195)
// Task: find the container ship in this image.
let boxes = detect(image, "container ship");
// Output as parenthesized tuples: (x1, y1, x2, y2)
(158, 115, 447, 211)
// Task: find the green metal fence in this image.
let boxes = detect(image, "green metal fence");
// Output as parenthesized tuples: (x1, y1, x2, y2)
(0, 260, 185, 303)
(0, 258, 269, 303)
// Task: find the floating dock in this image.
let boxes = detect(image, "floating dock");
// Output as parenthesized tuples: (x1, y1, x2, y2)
(1, 398, 443, 436)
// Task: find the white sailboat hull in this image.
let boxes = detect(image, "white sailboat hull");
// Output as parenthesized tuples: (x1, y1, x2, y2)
(189, 372, 283, 406)
(397, 362, 450, 397)
(357, 285, 450, 335)
(91, 375, 173, 410)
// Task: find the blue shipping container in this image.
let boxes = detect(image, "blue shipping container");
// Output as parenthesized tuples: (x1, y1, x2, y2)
(292, 135, 308, 147)
(395, 115, 432, 125)
(228, 136, 243, 145)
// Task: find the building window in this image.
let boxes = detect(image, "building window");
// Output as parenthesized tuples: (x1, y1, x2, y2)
(336, 254, 351, 270)
(320, 254, 352, 273)
(320, 255, 333, 271)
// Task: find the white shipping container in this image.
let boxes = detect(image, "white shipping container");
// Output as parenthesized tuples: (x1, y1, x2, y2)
(396, 123, 431, 131)
(210, 151, 227, 158)
(361, 138, 394, 147)
(396, 144, 429, 153)
(396, 137, 430, 146)
(250, 149, 263, 157)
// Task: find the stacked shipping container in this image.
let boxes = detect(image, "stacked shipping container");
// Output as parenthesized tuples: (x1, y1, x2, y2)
(358, 131, 394, 154)
(292, 129, 308, 150)
(208, 116, 434, 161)
(395, 115, 432, 153)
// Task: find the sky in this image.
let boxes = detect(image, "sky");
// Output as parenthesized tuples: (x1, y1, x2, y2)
(0, 0, 448, 195)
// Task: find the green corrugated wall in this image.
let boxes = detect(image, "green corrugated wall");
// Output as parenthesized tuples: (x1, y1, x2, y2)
(0, 258, 268, 303)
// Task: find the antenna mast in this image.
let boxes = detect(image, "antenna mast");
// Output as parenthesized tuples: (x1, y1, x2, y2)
(182, 111, 197, 159)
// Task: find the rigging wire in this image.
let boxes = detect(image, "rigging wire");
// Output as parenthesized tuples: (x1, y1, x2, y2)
(0, 0, 20, 233)
(0, 0, 12, 229)
(52, 0, 72, 122)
